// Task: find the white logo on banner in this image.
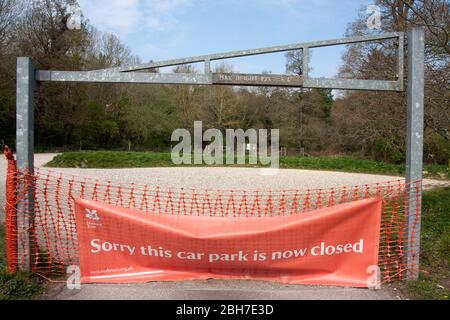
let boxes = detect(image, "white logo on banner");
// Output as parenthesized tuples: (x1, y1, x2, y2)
(85, 208, 100, 221)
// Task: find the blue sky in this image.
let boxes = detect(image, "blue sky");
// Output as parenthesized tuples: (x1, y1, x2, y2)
(78, 0, 374, 77)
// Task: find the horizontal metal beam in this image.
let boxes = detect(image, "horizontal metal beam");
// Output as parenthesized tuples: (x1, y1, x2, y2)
(89, 32, 402, 73)
(36, 70, 212, 84)
(36, 70, 401, 91)
(213, 73, 303, 87)
(303, 78, 402, 91)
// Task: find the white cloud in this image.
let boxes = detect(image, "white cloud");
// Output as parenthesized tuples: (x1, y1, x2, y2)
(79, 0, 192, 37)
(78, 0, 139, 36)
(146, 14, 177, 32)
(150, 0, 192, 12)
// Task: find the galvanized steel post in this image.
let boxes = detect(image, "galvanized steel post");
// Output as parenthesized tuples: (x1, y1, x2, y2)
(16, 57, 36, 271)
(405, 28, 425, 281)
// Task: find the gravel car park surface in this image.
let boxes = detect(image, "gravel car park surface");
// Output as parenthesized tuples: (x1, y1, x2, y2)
(1, 154, 448, 222)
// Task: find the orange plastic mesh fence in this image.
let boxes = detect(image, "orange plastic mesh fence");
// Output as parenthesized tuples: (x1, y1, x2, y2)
(3, 146, 18, 273)
(5, 160, 421, 283)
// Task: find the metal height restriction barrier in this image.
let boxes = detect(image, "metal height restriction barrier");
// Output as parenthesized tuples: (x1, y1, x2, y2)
(15, 29, 425, 280)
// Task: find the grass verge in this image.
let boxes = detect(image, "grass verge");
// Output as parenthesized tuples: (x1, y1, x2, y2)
(45, 151, 449, 179)
(0, 224, 43, 300)
(404, 186, 450, 300)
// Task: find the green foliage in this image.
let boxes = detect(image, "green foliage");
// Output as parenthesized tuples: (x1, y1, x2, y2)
(424, 130, 450, 165)
(421, 187, 450, 268)
(369, 137, 406, 164)
(0, 90, 15, 145)
(0, 225, 43, 300)
(96, 120, 120, 145)
(407, 273, 450, 300)
(318, 89, 333, 119)
(280, 155, 405, 175)
(46, 151, 174, 168)
(406, 187, 450, 300)
(0, 271, 43, 300)
(45, 151, 449, 179)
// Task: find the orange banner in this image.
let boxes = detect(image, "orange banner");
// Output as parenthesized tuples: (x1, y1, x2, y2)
(74, 197, 382, 287)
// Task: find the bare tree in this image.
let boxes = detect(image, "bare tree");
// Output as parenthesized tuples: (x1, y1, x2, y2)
(0, 0, 22, 48)
(336, 0, 449, 163)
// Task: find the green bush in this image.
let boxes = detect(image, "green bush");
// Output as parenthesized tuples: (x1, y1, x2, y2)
(369, 137, 406, 164)
(424, 130, 450, 165)
(0, 225, 43, 300)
